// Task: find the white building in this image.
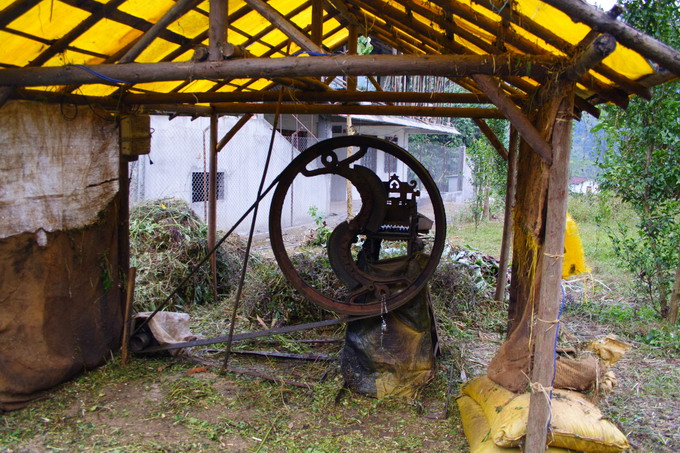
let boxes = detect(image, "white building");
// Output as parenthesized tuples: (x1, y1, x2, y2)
(131, 113, 472, 235)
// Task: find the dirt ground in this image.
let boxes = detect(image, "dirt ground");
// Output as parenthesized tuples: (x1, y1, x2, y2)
(2, 304, 678, 453)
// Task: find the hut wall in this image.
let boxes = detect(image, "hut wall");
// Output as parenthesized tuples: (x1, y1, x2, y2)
(0, 101, 122, 410)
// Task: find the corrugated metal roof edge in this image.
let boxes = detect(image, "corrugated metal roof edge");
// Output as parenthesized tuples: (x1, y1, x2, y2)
(338, 114, 460, 135)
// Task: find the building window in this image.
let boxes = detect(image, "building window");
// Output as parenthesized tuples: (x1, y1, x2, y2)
(192, 172, 225, 203)
(281, 130, 308, 151)
(361, 147, 377, 172)
(384, 153, 397, 174)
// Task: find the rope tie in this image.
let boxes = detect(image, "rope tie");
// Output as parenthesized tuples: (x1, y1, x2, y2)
(529, 382, 554, 401)
(543, 252, 564, 258)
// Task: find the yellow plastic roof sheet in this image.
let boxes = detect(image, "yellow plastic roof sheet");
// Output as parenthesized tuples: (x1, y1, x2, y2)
(0, 0, 657, 98)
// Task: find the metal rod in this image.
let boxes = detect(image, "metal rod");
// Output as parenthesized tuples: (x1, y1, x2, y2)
(221, 90, 284, 372)
(139, 313, 375, 353)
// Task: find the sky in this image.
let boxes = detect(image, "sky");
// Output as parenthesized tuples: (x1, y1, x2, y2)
(587, 0, 619, 11)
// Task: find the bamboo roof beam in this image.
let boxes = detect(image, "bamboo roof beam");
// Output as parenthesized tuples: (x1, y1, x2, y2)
(120, 0, 202, 64)
(245, 0, 326, 55)
(474, 118, 509, 160)
(472, 0, 656, 98)
(311, 0, 324, 45)
(350, 0, 544, 102)
(121, 90, 510, 105)
(208, 0, 228, 60)
(473, 74, 553, 166)
(543, 0, 680, 75)
(0, 54, 558, 88)
(565, 34, 617, 82)
(59, 0, 191, 48)
(0, 0, 41, 28)
(143, 103, 505, 118)
(418, 0, 631, 107)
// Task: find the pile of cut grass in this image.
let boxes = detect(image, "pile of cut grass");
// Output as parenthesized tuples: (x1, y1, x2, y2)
(130, 198, 246, 311)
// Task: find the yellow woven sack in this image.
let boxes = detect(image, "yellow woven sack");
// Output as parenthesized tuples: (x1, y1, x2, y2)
(563, 213, 590, 279)
(457, 395, 573, 453)
(462, 376, 629, 453)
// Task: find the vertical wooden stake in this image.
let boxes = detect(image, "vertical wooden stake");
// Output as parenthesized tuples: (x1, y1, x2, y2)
(524, 89, 574, 452)
(495, 126, 519, 303)
(120, 267, 137, 366)
(347, 24, 358, 92)
(208, 113, 218, 299)
(209, 0, 228, 60)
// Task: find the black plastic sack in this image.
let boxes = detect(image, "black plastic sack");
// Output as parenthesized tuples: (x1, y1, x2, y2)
(341, 255, 437, 399)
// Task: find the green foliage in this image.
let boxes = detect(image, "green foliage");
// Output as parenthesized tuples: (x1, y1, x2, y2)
(638, 327, 680, 352)
(129, 199, 245, 311)
(357, 35, 373, 55)
(305, 205, 331, 247)
(594, 0, 680, 320)
(466, 134, 507, 226)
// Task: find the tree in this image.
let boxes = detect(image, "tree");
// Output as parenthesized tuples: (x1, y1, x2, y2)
(596, 0, 680, 323)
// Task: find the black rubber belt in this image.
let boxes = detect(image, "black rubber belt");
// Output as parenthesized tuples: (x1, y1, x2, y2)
(137, 314, 375, 353)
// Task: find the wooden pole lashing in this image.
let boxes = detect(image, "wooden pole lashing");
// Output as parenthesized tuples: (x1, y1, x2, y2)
(208, 113, 219, 299)
(495, 126, 519, 303)
(524, 88, 575, 452)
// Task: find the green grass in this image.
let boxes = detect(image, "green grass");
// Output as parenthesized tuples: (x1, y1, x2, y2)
(447, 219, 504, 258)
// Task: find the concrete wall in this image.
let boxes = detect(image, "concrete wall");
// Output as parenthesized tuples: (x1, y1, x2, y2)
(134, 115, 330, 234)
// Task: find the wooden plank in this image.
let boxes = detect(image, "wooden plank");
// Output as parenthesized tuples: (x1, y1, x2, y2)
(0, 54, 559, 87)
(524, 88, 574, 453)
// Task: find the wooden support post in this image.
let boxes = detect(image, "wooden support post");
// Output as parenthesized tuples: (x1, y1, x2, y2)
(120, 0, 200, 64)
(473, 118, 509, 160)
(311, 0, 324, 45)
(209, 0, 228, 60)
(245, 0, 326, 54)
(542, 0, 680, 76)
(208, 113, 218, 299)
(495, 126, 519, 303)
(0, 54, 558, 87)
(473, 74, 553, 166)
(347, 24, 358, 92)
(120, 267, 137, 366)
(118, 154, 130, 311)
(216, 113, 254, 152)
(524, 89, 574, 453)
